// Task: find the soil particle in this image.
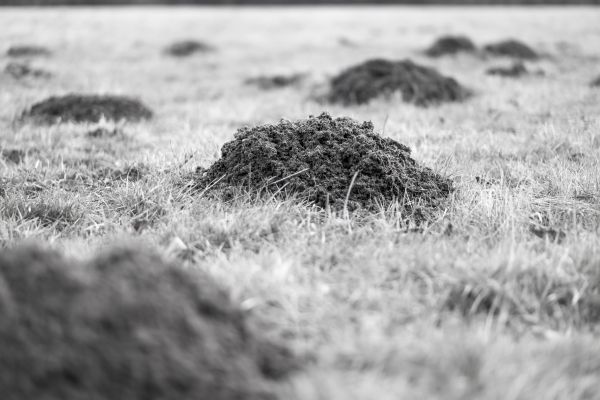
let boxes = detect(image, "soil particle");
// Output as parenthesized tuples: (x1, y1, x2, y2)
(4, 62, 51, 79)
(22, 94, 153, 124)
(486, 62, 528, 77)
(194, 113, 452, 216)
(245, 73, 305, 90)
(483, 39, 539, 60)
(326, 58, 470, 106)
(0, 245, 297, 400)
(425, 35, 477, 57)
(164, 40, 214, 57)
(6, 45, 51, 58)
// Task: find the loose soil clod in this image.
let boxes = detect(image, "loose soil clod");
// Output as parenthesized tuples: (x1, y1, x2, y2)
(194, 113, 452, 216)
(4, 62, 51, 80)
(486, 62, 529, 77)
(483, 39, 539, 60)
(6, 45, 51, 58)
(22, 94, 153, 124)
(245, 73, 305, 90)
(326, 59, 470, 106)
(425, 35, 477, 57)
(0, 246, 297, 400)
(164, 40, 214, 57)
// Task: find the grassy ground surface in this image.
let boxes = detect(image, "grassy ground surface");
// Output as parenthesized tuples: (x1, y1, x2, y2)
(1, 6, 600, 399)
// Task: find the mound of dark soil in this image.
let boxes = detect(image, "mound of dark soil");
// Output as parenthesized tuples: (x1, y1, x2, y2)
(486, 62, 528, 77)
(6, 45, 51, 58)
(22, 94, 153, 124)
(164, 40, 214, 57)
(1, 148, 25, 164)
(425, 35, 477, 57)
(483, 39, 539, 60)
(194, 113, 452, 214)
(0, 246, 297, 400)
(326, 59, 470, 106)
(591, 76, 600, 87)
(4, 62, 51, 79)
(245, 73, 305, 90)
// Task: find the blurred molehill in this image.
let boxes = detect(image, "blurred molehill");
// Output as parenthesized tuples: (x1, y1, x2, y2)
(1, 0, 599, 5)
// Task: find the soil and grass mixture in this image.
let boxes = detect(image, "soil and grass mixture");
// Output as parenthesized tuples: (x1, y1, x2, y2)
(195, 113, 452, 216)
(0, 245, 297, 400)
(484, 39, 539, 60)
(326, 59, 470, 106)
(424, 35, 477, 57)
(22, 94, 153, 124)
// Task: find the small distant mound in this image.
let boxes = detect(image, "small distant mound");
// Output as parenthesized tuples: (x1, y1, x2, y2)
(591, 75, 600, 87)
(484, 39, 539, 60)
(0, 246, 298, 400)
(245, 73, 305, 90)
(486, 62, 528, 77)
(425, 35, 477, 57)
(326, 59, 470, 107)
(22, 94, 153, 124)
(4, 62, 51, 80)
(164, 40, 214, 57)
(195, 113, 452, 216)
(6, 45, 51, 58)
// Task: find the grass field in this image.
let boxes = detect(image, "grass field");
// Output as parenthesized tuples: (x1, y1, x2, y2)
(2, 6, 600, 399)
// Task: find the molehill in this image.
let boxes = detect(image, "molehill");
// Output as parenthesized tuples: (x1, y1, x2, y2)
(6, 45, 51, 58)
(22, 94, 153, 124)
(195, 113, 452, 215)
(326, 59, 470, 106)
(425, 35, 477, 57)
(0, 246, 297, 400)
(484, 39, 539, 60)
(164, 40, 214, 57)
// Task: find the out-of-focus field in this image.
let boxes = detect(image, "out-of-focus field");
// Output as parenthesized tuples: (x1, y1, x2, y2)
(2, 6, 600, 399)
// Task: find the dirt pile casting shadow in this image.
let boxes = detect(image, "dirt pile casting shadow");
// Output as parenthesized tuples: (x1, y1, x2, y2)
(195, 113, 452, 215)
(164, 40, 214, 57)
(6, 45, 51, 58)
(245, 73, 305, 90)
(22, 94, 153, 124)
(484, 39, 539, 60)
(4, 62, 51, 80)
(0, 245, 297, 400)
(486, 62, 529, 77)
(326, 59, 470, 106)
(425, 35, 477, 57)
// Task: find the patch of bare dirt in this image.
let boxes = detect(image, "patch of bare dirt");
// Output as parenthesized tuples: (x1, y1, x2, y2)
(0, 246, 298, 400)
(326, 59, 470, 106)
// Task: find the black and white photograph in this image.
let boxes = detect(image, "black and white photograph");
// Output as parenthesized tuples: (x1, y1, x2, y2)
(1, 0, 599, 398)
